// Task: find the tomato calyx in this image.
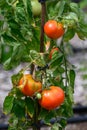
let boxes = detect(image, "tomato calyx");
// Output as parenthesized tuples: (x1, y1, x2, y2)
(37, 64, 49, 71)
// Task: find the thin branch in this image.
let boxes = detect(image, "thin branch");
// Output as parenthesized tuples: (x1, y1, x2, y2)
(61, 38, 68, 87)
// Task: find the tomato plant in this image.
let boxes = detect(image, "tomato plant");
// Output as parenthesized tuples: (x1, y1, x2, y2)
(0, 0, 87, 130)
(39, 86, 65, 110)
(44, 20, 65, 39)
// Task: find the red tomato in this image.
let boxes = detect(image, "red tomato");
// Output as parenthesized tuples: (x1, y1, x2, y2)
(18, 74, 42, 96)
(49, 47, 59, 59)
(39, 86, 65, 110)
(44, 20, 64, 39)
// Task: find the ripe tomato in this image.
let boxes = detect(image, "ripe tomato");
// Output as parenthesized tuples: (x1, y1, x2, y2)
(49, 47, 59, 59)
(31, 0, 41, 16)
(18, 74, 42, 96)
(39, 86, 65, 110)
(44, 20, 64, 39)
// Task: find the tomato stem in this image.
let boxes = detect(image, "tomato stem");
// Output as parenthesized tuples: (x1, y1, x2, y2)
(32, 2, 47, 130)
(61, 38, 68, 87)
(32, 100, 41, 130)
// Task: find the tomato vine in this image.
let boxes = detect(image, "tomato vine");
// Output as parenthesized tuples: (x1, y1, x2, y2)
(0, 0, 87, 130)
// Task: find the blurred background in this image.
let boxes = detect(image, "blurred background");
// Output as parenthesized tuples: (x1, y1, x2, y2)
(0, 0, 87, 130)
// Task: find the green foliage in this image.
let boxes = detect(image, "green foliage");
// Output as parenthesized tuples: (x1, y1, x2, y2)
(51, 123, 60, 130)
(0, 0, 87, 68)
(3, 95, 14, 114)
(69, 69, 76, 89)
(0, 0, 40, 69)
(25, 97, 35, 117)
(29, 50, 46, 67)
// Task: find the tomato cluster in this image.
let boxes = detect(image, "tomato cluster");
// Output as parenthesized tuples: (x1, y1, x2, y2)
(17, 6, 65, 111)
(18, 74, 65, 110)
(17, 17, 65, 111)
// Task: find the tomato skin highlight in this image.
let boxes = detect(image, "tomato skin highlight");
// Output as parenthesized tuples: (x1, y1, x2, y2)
(49, 47, 59, 59)
(18, 74, 42, 96)
(44, 20, 64, 39)
(39, 86, 65, 110)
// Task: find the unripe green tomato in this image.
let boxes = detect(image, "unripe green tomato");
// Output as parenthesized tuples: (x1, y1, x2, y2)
(31, 0, 41, 16)
(36, 93, 42, 99)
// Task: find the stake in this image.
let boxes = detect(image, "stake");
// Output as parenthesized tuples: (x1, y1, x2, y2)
(39, 0, 46, 53)
(32, 1, 46, 130)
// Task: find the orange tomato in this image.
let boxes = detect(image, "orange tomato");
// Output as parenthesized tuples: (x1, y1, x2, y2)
(44, 20, 64, 39)
(18, 74, 42, 96)
(39, 86, 65, 110)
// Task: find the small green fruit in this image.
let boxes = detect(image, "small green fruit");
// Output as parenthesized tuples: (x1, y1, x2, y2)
(36, 93, 42, 99)
(31, 0, 41, 16)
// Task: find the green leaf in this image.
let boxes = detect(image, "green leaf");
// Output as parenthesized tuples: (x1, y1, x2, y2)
(3, 58, 12, 70)
(3, 95, 14, 114)
(8, 114, 18, 130)
(76, 22, 87, 39)
(26, 0, 33, 23)
(51, 123, 60, 130)
(46, 0, 58, 18)
(70, 2, 79, 16)
(38, 108, 48, 120)
(0, 43, 13, 62)
(2, 33, 17, 46)
(29, 50, 45, 67)
(59, 118, 67, 129)
(61, 98, 73, 118)
(12, 98, 25, 118)
(67, 86, 74, 104)
(64, 29, 75, 42)
(64, 12, 78, 22)
(3, 44, 28, 70)
(66, 86, 74, 106)
(25, 97, 34, 117)
(53, 67, 65, 77)
(44, 111, 55, 124)
(58, 1, 65, 17)
(11, 71, 23, 87)
(69, 69, 75, 89)
(50, 53, 63, 68)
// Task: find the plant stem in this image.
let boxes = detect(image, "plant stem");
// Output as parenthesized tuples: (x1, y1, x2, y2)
(32, 2, 47, 130)
(61, 39, 68, 87)
(32, 100, 40, 130)
(32, 2, 46, 130)
(40, 2, 46, 52)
